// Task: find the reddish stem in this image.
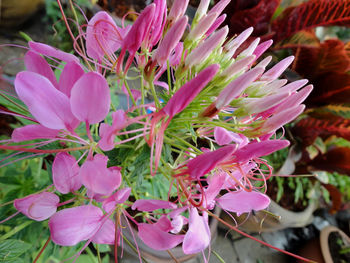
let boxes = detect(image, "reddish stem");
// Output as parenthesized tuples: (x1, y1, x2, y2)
(207, 210, 316, 263)
(0, 145, 89, 154)
(33, 236, 51, 263)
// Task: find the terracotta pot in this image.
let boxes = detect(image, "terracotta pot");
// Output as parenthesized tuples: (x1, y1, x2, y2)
(297, 225, 350, 263)
(320, 225, 350, 263)
(119, 207, 221, 263)
(0, 0, 45, 28)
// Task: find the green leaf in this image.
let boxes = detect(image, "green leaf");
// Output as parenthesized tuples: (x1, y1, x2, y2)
(0, 239, 31, 262)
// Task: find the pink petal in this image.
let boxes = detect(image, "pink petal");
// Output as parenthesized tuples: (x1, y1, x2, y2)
(187, 145, 236, 179)
(24, 51, 58, 88)
(163, 64, 220, 117)
(49, 205, 103, 246)
(15, 71, 79, 130)
(204, 173, 226, 209)
(233, 140, 290, 163)
(155, 215, 173, 232)
(86, 11, 122, 60)
(92, 218, 115, 244)
(102, 187, 131, 213)
(58, 61, 85, 97)
(70, 72, 110, 124)
(183, 208, 210, 254)
(138, 223, 184, 251)
(11, 124, 59, 142)
(14, 192, 59, 221)
(52, 152, 81, 194)
(132, 199, 177, 212)
(98, 110, 127, 151)
(217, 191, 270, 215)
(214, 127, 243, 146)
(80, 154, 121, 196)
(29, 41, 79, 63)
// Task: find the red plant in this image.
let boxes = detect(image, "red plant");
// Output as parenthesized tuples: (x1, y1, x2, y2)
(222, 0, 280, 37)
(272, 0, 350, 42)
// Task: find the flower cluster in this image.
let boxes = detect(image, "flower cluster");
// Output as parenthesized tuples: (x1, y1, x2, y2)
(1, 0, 312, 259)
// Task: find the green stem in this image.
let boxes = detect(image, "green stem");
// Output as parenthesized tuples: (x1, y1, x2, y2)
(0, 93, 28, 113)
(165, 133, 202, 154)
(123, 78, 138, 108)
(96, 245, 102, 263)
(0, 221, 33, 241)
(163, 136, 198, 155)
(148, 80, 160, 109)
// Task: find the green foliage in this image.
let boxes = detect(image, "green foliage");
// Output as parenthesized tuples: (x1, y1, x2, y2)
(0, 239, 31, 262)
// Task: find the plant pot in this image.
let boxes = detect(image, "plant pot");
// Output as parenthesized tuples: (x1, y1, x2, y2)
(0, 0, 45, 28)
(297, 225, 350, 263)
(320, 225, 350, 263)
(118, 207, 221, 263)
(220, 198, 317, 233)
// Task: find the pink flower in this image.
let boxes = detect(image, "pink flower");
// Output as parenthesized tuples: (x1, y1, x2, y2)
(86, 11, 123, 61)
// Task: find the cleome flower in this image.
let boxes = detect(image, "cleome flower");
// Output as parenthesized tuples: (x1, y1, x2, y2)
(0, 0, 314, 262)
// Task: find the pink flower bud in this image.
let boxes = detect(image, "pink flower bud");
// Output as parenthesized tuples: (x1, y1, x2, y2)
(260, 56, 294, 81)
(253, 40, 273, 60)
(185, 26, 228, 67)
(207, 0, 230, 17)
(261, 105, 305, 134)
(216, 67, 264, 109)
(221, 55, 256, 77)
(168, 0, 189, 22)
(275, 85, 313, 112)
(224, 27, 253, 58)
(187, 12, 217, 41)
(237, 37, 260, 58)
(122, 4, 155, 54)
(196, 0, 210, 20)
(14, 192, 59, 221)
(163, 64, 220, 117)
(153, 16, 188, 65)
(254, 55, 272, 70)
(205, 14, 226, 36)
(244, 91, 290, 115)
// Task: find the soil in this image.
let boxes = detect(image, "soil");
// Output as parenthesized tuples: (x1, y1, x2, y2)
(328, 231, 350, 263)
(266, 178, 308, 212)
